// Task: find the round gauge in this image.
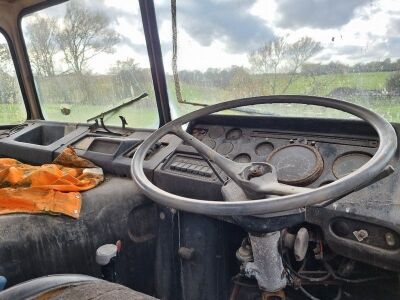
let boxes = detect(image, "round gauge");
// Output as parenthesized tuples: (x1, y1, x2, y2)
(255, 142, 274, 156)
(267, 144, 323, 186)
(202, 139, 216, 149)
(216, 142, 234, 155)
(233, 153, 251, 163)
(208, 126, 224, 139)
(333, 152, 371, 179)
(226, 128, 242, 140)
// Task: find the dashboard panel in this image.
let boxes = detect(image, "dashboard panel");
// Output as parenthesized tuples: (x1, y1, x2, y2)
(188, 123, 378, 188)
(1, 116, 400, 272)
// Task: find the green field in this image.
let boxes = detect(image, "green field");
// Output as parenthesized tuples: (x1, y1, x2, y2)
(42, 103, 159, 128)
(1, 71, 400, 127)
(168, 71, 399, 121)
(170, 71, 394, 103)
(0, 103, 26, 125)
(0, 102, 159, 128)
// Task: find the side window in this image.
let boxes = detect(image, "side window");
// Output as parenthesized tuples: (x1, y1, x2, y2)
(0, 33, 26, 125)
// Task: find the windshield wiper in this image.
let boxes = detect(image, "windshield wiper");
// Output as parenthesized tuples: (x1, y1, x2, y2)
(87, 92, 148, 123)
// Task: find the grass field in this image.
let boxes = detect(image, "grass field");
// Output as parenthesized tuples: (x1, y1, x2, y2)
(42, 103, 159, 128)
(169, 71, 394, 103)
(0, 103, 26, 125)
(0, 102, 159, 128)
(1, 71, 399, 127)
(167, 71, 399, 120)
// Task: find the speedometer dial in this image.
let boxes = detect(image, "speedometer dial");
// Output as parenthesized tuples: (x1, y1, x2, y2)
(267, 144, 323, 186)
(333, 152, 371, 179)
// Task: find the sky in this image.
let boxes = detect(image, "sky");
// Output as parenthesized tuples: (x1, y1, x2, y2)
(22, 0, 400, 74)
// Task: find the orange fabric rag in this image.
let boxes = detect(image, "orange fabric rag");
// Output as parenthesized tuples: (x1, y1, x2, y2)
(0, 147, 103, 219)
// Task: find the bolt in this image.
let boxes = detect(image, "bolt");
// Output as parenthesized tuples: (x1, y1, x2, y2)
(385, 232, 396, 247)
(159, 212, 165, 220)
(178, 247, 195, 260)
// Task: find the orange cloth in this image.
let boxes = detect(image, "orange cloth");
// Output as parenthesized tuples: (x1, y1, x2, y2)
(0, 147, 103, 219)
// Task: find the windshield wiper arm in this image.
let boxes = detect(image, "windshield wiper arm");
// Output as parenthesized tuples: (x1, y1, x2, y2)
(87, 92, 149, 123)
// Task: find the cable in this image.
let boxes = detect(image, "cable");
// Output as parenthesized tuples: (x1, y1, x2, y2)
(283, 252, 332, 282)
(284, 251, 388, 284)
(322, 260, 388, 283)
(171, 0, 184, 104)
(299, 285, 342, 300)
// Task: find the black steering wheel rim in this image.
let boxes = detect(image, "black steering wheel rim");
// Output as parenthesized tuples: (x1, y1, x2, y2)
(131, 95, 397, 216)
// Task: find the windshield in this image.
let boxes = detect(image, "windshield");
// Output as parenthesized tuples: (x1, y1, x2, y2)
(21, 0, 159, 128)
(156, 0, 400, 121)
(0, 34, 26, 125)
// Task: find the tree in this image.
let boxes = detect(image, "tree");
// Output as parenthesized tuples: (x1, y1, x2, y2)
(56, 1, 119, 73)
(25, 16, 58, 77)
(0, 43, 11, 70)
(110, 58, 139, 74)
(248, 37, 287, 94)
(110, 58, 144, 98)
(0, 44, 17, 104)
(248, 37, 322, 94)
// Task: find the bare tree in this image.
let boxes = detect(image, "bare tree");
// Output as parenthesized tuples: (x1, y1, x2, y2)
(110, 58, 139, 74)
(249, 37, 322, 94)
(57, 1, 119, 74)
(0, 43, 17, 103)
(110, 58, 144, 98)
(282, 37, 322, 93)
(248, 37, 287, 94)
(25, 16, 58, 77)
(0, 43, 11, 70)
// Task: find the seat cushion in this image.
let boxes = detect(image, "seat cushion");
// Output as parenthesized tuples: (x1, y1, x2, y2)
(0, 274, 157, 300)
(41, 281, 157, 300)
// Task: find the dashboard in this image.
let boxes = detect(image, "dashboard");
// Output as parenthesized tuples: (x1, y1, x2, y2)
(189, 123, 377, 188)
(0, 115, 399, 272)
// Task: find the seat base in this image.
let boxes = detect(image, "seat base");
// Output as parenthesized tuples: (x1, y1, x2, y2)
(0, 274, 157, 300)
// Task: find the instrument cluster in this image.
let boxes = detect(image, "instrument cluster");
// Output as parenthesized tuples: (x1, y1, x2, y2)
(191, 125, 378, 187)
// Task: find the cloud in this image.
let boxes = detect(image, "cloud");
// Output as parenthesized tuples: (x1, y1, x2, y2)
(156, 0, 275, 53)
(388, 17, 400, 35)
(275, 0, 373, 29)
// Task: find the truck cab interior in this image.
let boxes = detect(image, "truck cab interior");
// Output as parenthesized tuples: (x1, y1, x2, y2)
(0, 0, 399, 299)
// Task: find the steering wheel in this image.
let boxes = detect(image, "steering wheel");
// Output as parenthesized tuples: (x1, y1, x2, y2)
(131, 95, 397, 217)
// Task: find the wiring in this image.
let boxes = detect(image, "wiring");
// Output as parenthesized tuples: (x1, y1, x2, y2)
(322, 260, 388, 283)
(299, 285, 342, 300)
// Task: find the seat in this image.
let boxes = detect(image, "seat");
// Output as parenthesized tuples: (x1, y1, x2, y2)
(0, 274, 157, 300)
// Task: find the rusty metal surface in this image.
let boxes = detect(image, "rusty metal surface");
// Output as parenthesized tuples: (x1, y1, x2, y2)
(245, 232, 287, 292)
(261, 289, 286, 300)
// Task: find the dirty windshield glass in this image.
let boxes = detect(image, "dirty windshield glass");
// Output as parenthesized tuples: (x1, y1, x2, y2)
(0, 34, 26, 125)
(21, 0, 159, 128)
(156, 0, 400, 121)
